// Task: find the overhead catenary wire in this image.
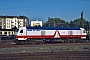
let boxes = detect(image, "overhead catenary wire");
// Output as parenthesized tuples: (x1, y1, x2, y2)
(0, 0, 89, 12)
(0, 1, 89, 11)
(0, 0, 89, 11)
(21, 0, 24, 7)
(0, 6, 89, 12)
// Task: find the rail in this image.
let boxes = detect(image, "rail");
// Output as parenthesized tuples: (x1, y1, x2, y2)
(0, 51, 90, 60)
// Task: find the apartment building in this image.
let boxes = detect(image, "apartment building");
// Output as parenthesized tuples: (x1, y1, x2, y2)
(0, 15, 29, 29)
(0, 15, 29, 36)
(30, 20, 42, 27)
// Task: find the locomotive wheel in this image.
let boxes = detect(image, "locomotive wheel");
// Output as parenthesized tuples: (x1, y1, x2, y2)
(14, 40, 20, 45)
(15, 41, 20, 45)
(43, 39, 46, 44)
(81, 39, 86, 43)
(28, 40, 32, 44)
(20, 41, 24, 45)
(75, 39, 79, 43)
(37, 41, 43, 44)
(31, 39, 38, 45)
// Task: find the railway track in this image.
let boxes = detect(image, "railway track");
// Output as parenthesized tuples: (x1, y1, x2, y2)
(0, 42, 90, 48)
(0, 51, 90, 60)
(0, 40, 90, 60)
(0, 40, 90, 48)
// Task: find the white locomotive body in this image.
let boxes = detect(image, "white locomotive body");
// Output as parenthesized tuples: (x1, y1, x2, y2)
(14, 27, 86, 44)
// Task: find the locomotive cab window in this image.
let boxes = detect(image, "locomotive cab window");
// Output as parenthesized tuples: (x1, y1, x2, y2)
(20, 30, 23, 33)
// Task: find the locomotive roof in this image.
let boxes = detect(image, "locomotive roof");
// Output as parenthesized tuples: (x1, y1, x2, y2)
(26, 27, 80, 30)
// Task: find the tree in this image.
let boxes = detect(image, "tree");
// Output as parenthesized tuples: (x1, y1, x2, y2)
(43, 17, 66, 27)
(84, 21, 89, 29)
(89, 21, 90, 29)
(73, 18, 86, 28)
(69, 20, 75, 28)
(43, 17, 89, 29)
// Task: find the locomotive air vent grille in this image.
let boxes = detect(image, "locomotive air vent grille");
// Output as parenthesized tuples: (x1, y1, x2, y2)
(41, 31, 45, 36)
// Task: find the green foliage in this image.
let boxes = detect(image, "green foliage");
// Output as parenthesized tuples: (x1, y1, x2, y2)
(84, 21, 89, 29)
(43, 17, 90, 30)
(69, 18, 90, 29)
(43, 17, 66, 27)
(74, 18, 86, 28)
(70, 20, 75, 28)
(73, 47, 79, 51)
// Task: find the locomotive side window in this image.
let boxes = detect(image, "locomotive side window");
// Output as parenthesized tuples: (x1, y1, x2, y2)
(20, 30, 23, 33)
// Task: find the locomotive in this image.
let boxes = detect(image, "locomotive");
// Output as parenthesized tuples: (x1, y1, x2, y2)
(14, 26, 87, 44)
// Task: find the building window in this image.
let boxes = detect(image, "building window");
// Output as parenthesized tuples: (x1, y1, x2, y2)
(7, 23, 8, 25)
(9, 20, 10, 22)
(8, 32, 10, 35)
(4, 24, 5, 28)
(15, 20, 16, 22)
(0, 26, 1, 29)
(4, 32, 7, 34)
(9, 26, 10, 28)
(0, 32, 2, 34)
(12, 32, 13, 34)
(20, 23, 21, 25)
(7, 26, 8, 28)
(4, 24, 5, 25)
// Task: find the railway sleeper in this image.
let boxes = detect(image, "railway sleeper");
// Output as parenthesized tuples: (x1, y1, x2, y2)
(20, 41, 25, 45)
(14, 39, 21, 45)
(14, 38, 87, 45)
(27, 39, 44, 45)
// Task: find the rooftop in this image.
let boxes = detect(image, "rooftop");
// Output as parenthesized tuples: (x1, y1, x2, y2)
(0, 15, 29, 19)
(56, 23, 70, 28)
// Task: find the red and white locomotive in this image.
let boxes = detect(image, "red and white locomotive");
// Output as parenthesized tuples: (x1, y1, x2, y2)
(14, 26, 86, 44)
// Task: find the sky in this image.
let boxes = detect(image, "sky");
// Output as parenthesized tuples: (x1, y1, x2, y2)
(0, 0, 90, 22)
